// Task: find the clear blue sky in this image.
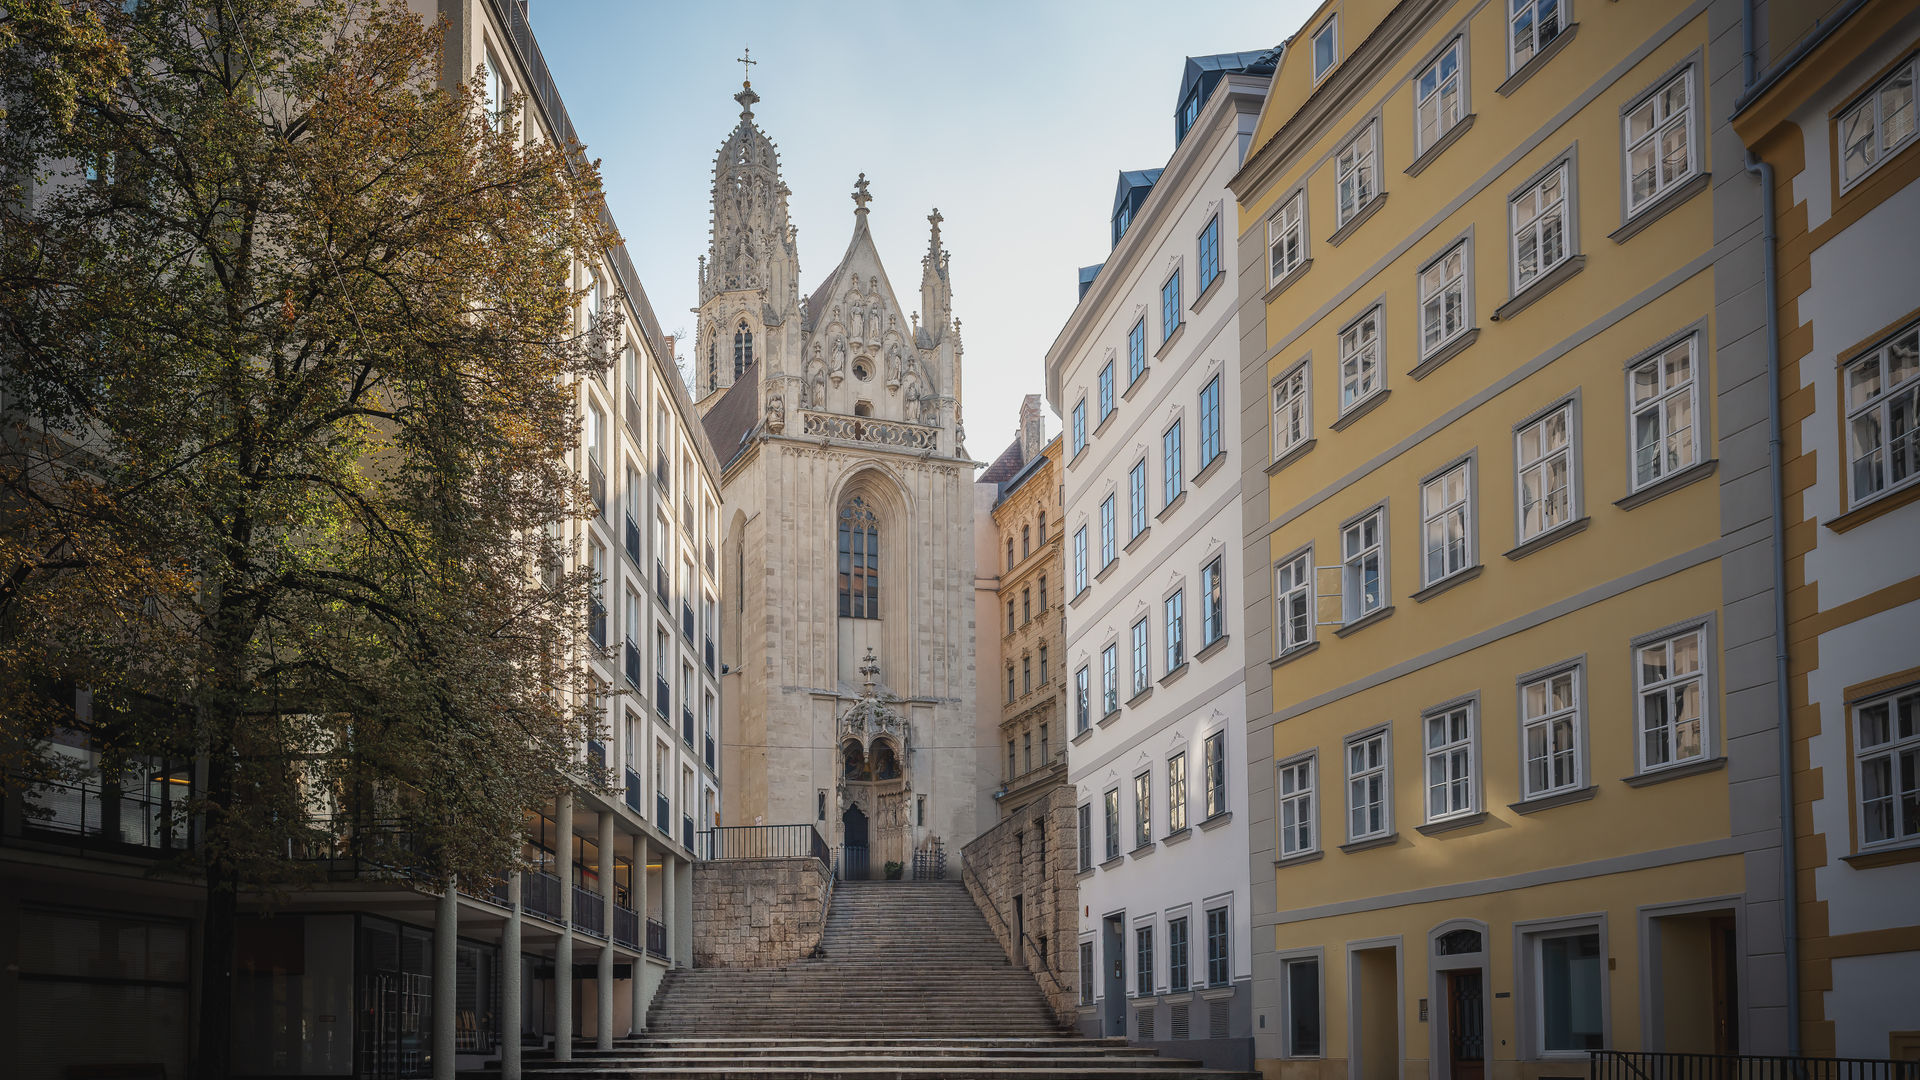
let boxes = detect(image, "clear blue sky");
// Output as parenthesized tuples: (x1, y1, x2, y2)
(530, 0, 1317, 464)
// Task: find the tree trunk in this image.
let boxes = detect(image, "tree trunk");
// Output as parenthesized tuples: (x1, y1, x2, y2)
(197, 863, 236, 1080)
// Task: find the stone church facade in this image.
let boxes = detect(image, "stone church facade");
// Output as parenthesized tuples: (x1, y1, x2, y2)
(697, 78, 979, 878)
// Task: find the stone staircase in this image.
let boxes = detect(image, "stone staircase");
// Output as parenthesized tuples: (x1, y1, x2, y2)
(497, 878, 1253, 1078)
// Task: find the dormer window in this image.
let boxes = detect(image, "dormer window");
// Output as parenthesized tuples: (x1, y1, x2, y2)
(1113, 202, 1134, 246)
(1312, 17, 1339, 81)
(1176, 85, 1203, 144)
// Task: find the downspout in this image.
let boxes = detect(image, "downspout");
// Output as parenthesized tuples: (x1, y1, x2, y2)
(1742, 0, 1802, 1057)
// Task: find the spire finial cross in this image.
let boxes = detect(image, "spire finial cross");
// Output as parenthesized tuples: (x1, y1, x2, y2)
(852, 173, 872, 215)
(738, 47, 757, 84)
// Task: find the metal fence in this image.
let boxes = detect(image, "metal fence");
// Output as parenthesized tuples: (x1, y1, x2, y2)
(697, 823, 829, 863)
(1591, 1052, 1920, 1080)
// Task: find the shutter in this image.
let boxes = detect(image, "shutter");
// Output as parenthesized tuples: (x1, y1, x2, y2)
(1136, 1006, 1155, 1041)
(1211, 997, 1231, 1038)
(1170, 1001, 1189, 1040)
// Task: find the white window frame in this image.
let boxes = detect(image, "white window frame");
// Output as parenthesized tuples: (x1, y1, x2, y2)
(1420, 456, 1475, 588)
(1414, 38, 1465, 155)
(1273, 359, 1312, 460)
(1515, 395, 1580, 543)
(1838, 53, 1919, 192)
(1128, 459, 1148, 538)
(1423, 697, 1479, 823)
(1073, 526, 1088, 594)
(1519, 661, 1585, 799)
(1508, 0, 1568, 75)
(1311, 16, 1339, 82)
(1335, 122, 1380, 227)
(1133, 770, 1152, 849)
(1628, 333, 1702, 492)
(1623, 65, 1699, 217)
(1519, 918, 1610, 1058)
(1277, 753, 1317, 858)
(1164, 589, 1185, 671)
(1341, 505, 1388, 622)
(1099, 359, 1116, 422)
(1071, 398, 1087, 455)
(1161, 268, 1182, 342)
(1338, 306, 1384, 414)
(1268, 191, 1306, 285)
(1633, 622, 1711, 774)
(1100, 495, 1117, 566)
(1843, 321, 1920, 508)
(1104, 786, 1121, 861)
(1101, 644, 1119, 715)
(1167, 750, 1188, 834)
(1275, 548, 1314, 655)
(1418, 240, 1471, 359)
(1163, 419, 1184, 507)
(1130, 617, 1150, 698)
(1280, 951, 1326, 1058)
(1854, 685, 1920, 849)
(1345, 727, 1391, 843)
(1075, 665, 1091, 733)
(1511, 160, 1572, 293)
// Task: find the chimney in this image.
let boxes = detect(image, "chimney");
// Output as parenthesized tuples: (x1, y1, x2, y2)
(1019, 394, 1044, 463)
(662, 334, 675, 363)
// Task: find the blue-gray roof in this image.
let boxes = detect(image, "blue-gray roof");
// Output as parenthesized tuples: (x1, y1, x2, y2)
(1177, 48, 1282, 111)
(1078, 263, 1104, 299)
(1112, 169, 1164, 217)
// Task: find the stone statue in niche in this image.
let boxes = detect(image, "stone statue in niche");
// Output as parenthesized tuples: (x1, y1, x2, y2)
(804, 347, 827, 408)
(765, 387, 784, 434)
(884, 340, 903, 392)
(830, 334, 847, 385)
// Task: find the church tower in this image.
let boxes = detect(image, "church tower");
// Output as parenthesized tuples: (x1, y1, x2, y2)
(700, 75, 979, 877)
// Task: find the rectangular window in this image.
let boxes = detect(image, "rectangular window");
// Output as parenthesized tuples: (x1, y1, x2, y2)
(1517, 402, 1575, 540)
(1425, 702, 1477, 822)
(1161, 269, 1182, 341)
(1040, 646, 1049, 685)
(1636, 627, 1706, 771)
(1104, 787, 1121, 861)
(1512, 164, 1570, 291)
(1204, 731, 1227, 819)
(1167, 751, 1188, 834)
(1844, 323, 1919, 506)
(1198, 215, 1221, 294)
(1205, 908, 1229, 987)
(1129, 460, 1148, 538)
(1415, 40, 1463, 153)
(1625, 68, 1697, 215)
(1275, 551, 1314, 654)
(1277, 755, 1315, 858)
(1076, 666, 1091, 733)
(1284, 956, 1322, 1057)
(1133, 772, 1152, 848)
(1136, 925, 1155, 996)
(1099, 360, 1115, 422)
(1130, 618, 1150, 697)
(1199, 376, 1222, 466)
(1339, 308, 1383, 412)
(1102, 644, 1119, 715)
(1273, 363, 1310, 458)
(1534, 929, 1605, 1053)
(1074, 527, 1088, 594)
(1523, 667, 1583, 798)
(1078, 803, 1093, 869)
(1335, 123, 1378, 226)
(1421, 461, 1472, 586)
(1840, 55, 1918, 189)
(1269, 192, 1306, 284)
(1629, 335, 1700, 491)
(1100, 496, 1117, 566)
(1168, 917, 1191, 991)
(1162, 420, 1184, 506)
(1129, 319, 1147, 384)
(1855, 687, 1920, 847)
(1509, 0, 1566, 72)
(1346, 730, 1389, 841)
(1312, 17, 1338, 80)
(1342, 508, 1386, 621)
(1008, 737, 1017, 778)
(1201, 557, 1225, 647)
(1072, 399, 1087, 455)
(1420, 242, 1469, 357)
(1080, 941, 1096, 1003)
(1164, 590, 1185, 671)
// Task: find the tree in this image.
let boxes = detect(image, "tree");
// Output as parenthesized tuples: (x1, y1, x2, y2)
(0, 2, 615, 1075)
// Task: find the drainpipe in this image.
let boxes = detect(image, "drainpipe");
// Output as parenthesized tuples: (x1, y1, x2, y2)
(1742, 0, 1802, 1057)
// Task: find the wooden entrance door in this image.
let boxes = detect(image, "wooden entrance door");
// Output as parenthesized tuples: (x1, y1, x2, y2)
(1710, 916, 1740, 1055)
(1445, 969, 1485, 1080)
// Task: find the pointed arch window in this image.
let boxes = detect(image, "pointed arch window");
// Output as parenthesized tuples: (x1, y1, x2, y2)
(734, 321, 753, 378)
(838, 497, 880, 619)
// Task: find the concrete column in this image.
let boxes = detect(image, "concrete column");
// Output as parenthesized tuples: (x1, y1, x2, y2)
(596, 810, 615, 1051)
(502, 871, 522, 1080)
(433, 882, 457, 1080)
(630, 832, 649, 1035)
(555, 791, 573, 1060)
(661, 854, 676, 969)
(675, 859, 692, 967)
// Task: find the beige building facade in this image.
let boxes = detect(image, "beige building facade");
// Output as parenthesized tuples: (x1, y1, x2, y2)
(989, 410, 1068, 819)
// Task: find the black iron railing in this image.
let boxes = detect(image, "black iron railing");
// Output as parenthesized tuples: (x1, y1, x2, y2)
(624, 514, 641, 564)
(15, 765, 193, 854)
(624, 393, 641, 440)
(654, 793, 669, 833)
(681, 707, 694, 745)
(681, 815, 693, 850)
(290, 818, 426, 880)
(524, 870, 562, 922)
(613, 903, 639, 948)
(645, 917, 666, 957)
(1591, 1052, 1920, 1080)
(698, 824, 829, 863)
(571, 885, 605, 938)
(681, 602, 694, 639)
(588, 460, 606, 520)
(624, 638, 641, 689)
(586, 739, 607, 774)
(587, 598, 606, 649)
(704, 637, 715, 673)
(705, 734, 715, 771)
(655, 674, 669, 716)
(624, 768, 643, 814)
(655, 559, 669, 604)
(837, 844, 870, 881)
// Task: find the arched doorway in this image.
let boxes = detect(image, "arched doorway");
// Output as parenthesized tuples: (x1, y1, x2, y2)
(842, 804, 870, 880)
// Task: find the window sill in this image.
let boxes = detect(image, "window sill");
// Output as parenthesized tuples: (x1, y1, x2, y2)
(1263, 259, 1313, 304)
(1330, 388, 1391, 432)
(1160, 662, 1189, 688)
(1191, 271, 1225, 316)
(1098, 708, 1123, 729)
(1123, 367, 1151, 402)
(1496, 23, 1579, 97)
(1196, 634, 1231, 662)
(1616, 459, 1717, 511)
(1503, 516, 1590, 561)
(1339, 832, 1399, 854)
(1269, 641, 1321, 669)
(1199, 811, 1233, 832)
(1266, 438, 1318, 476)
(1274, 849, 1324, 868)
(1611, 172, 1711, 243)
(1096, 559, 1119, 583)
(1327, 193, 1389, 248)
(1157, 491, 1188, 521)
(1071, 444, 1088, 469)
(1193, 452, 1228, 489)
(1623, 755, 1725, 787)
(1155, 322, 1187, 360)
(1508, 785, 1597, 815)
(1127, 686, 1155, 708)
(1163, 826, 1193, 846)
(1409, 327, 1481, 381)
(1826, 479, 1920, 533)
(1411, 565, 1483, 603)
(1070, 586, 1091, 609)
(1072, 727, 1095, 746)
(1406, 114, 1477, 177)
(1842, 839, 1920, 869)
(1492, 255, 1586, 322)
(1077, 866, 1096, 881)
(1125, 527, 1152, 555)
(1100, 855, 1126, 870)
(1095, 409, 1118, 439)
(1334, 605, 1395, 638)
(1415, 810, 1489, 836)
(1130, 841, 1157, 860)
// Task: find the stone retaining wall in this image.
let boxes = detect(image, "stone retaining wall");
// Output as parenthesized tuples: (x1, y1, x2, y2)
(690, 856, 830, 968)
(961, 784, 1079, 1024)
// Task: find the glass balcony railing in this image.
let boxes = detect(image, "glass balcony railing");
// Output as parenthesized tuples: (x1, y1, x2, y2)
(624, 768, 642, 814)
(654, 793, 669, 833)
(681, 707, 694, 746)
(624, 638, 640, 689)
(655, 675, 669, 717)
(704, 637, 715, 674)
(624, 514, 641, 564)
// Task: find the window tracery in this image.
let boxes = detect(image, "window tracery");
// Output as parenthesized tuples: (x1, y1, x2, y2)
(838, 496, 880, 618)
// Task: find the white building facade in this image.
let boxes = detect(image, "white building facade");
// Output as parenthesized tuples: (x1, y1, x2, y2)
(1044, 52, 1275, 1074)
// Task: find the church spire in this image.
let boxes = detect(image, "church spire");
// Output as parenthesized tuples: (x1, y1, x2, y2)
(851, 173, 872, 220)
(920, 206, 952, 339)
(734, 46, 759, 118)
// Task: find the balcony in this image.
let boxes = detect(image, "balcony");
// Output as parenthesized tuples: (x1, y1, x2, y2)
(645, 917, 666, 957)
(571, 884, 606, 939)
(681, 602, 694, 640)
(624, 513, 641, 565)
(523, 870, 562, 922)
(705, 543, 715, 573)
(16, 763, 193, 856)
(653, 454, 670, 498)
(681, 815, 694, 851)
(697, 824, 830, 863)
(613, 903, 639, 948)
(586, 739, 607, 776)
(705, 734, 715, 771)
(799, 410, 937, 450)
(624, 638, 641, 689)
(588, 598, 606, 650)
(624, 392, 640, 441)
(681, 707, 694, 746)
(289, 818, 426, 880)
(623, 768, 643, 814)
(704, 637, 715, 674)
(655, 675, 670, 717)
(655, 559, 669, 604)
(588, 459, 607, 521)
(655, 793, 669, 833)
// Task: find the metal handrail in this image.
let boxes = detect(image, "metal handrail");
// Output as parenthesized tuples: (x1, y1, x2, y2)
(962, 859, 1070, 1009)
(1589, 1052, 1920, 1080)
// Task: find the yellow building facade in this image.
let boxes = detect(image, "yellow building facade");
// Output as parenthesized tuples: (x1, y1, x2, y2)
(1229, 0, 1791, 1076)
(992, 431, 1069, 818)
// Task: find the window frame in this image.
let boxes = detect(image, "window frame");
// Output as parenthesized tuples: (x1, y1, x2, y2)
(1073, 526, 1089, 594)
(1130, 617, 1151, 699)
(1626, 329, 1707, 494)
(1164, 589, 1185, 672)
(1509, 151, 1577, 295)
(1516, 915, 1611, 1059)
(1419, 453, 1478, 589)
(1277, 751, 1318, 859)
(1345, 726, 1392, 843)
(1100, 495, 1117, 567)
(1273, 357, 1313, 460)
(1517, 659, 1587, 801)
(1507, 0, 1570, 76)
(1337, 304, 1386, 416)
(1842, 320, 1920, 509)
(1080, 939, 1096, 1003)
(1071, 398, 1087, 456)
(1853, 684, 1920, 849)
(1414, 37, 1468, 157)
(1631, 619, 1715, 775)
(1422, 695, 1481, 824)
(1075, 665, 1091, 733)
(1128, 458, 1148, 538)
(1275, 546, 1315, 655)
(1837, 52, 1919, 193)
(1340, 503, 1390, 623)
(1514, 391, 1583, 545)
(1280, 950, 1325, 1058)
(1163, 418, 1185, 507)
(1161, 268, 1183, 342)
(1128, 318, 1148, 385)
(1103, 786, 1121, 861)
(1101, 643, 1119, 715)
(1311, 16, 1338, 82)
(1334, 121, 1381, 228)
(1133, 770, 1152, 849)
(1136, 922, 1156, 996)
(1098, 359, 1116, 422)
(1620, 61, 1701, 220)
(1199, 375, 1223, 467)
(1201, 556, 1226, 648)
(1197, 214, 1222, 295)
(1268, 190, 1307, 286)
(1167, 750, 1188, 834)
(1168, 915, 1192, 992)
(1204, 905, 1231, 987)
(1203, 729, 1227, 819)
(1418, 237, 1474, 361)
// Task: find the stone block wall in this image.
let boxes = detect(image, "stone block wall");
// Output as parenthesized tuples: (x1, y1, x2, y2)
(962, 783, 1079, 1024)
(690, 856, 830, 968)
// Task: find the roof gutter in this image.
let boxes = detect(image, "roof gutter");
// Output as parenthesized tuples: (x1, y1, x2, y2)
(1734, 0, 1871, 115)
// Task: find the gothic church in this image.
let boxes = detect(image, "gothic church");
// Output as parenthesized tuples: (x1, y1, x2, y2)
(697, 76, 980, 877)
